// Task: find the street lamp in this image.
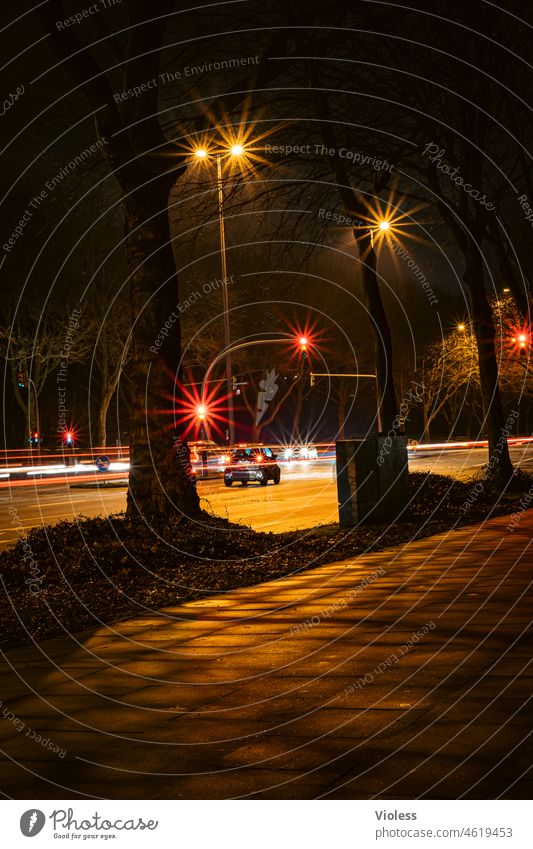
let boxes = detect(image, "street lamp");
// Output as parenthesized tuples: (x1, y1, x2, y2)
(368, 217, 392, 248)
(193, 140, 248, 446)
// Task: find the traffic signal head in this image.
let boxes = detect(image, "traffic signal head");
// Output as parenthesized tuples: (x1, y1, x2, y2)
(196, 403, 207, 421)
(17, 371, 26, 388)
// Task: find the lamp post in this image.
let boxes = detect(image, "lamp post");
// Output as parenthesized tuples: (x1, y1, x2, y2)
(195, 142, 245, 446)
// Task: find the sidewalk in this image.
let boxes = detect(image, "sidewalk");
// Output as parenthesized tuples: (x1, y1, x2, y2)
(0, 512, 531, 800)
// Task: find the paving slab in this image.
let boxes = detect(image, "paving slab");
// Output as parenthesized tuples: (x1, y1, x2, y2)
(0, 511, 532, 798)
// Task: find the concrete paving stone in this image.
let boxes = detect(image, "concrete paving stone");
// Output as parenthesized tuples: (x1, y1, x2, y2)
(119, 684, 248, 714)
(2, 667, 150, 698)
(166, 635, 290, 651)
(260, 706, 414, 740)
(38, 676, 155, 698)
(0, 730, 72, 761)
(0, 698, 171, 736)
(451, 679, 533, 701)
(161, 766, 337, 800)
(327, 771, 477, 799)
(321, 750, 500, 799)
(432, 695, 531, 721)
(82, 775, 184, 800)
(340, 689, 434, 712)
(481, 658, 533, 676)
(493, 774, 533, 801)
(411, 753, 532, 800)
(138, 717, 294, 746)
(197, 668, 356, 695)
(0, 759, 95, 799)
(222, 733, 387, 774)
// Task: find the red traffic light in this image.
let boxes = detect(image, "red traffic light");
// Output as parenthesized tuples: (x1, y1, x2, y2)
(196, 403, 207, 421)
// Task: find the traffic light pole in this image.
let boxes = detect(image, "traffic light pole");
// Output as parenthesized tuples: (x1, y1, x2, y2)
(201, 336, 289, 405)
(199, 335, 321, 438)
(27, 378, 40, 450)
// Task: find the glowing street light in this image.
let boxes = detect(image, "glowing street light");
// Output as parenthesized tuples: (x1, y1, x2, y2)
(192, 138, 250, 444)
(192, 141, 247, 162)
(457, 323, 466, 332)
(368, 215, 394, 247)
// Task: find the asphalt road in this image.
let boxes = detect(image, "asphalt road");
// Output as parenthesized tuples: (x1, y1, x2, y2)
(1, 444, 532, 548)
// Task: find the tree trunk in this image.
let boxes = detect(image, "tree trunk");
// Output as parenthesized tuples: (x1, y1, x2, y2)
(98, 352, 129, 447)
(421, 395, 431, 441)
(361, 247, 398, 433)
(98, 392, 110, 448)
(122, 183, 200, 519)
(464, 250, 513, 480)
(337, 383, 348, 440)
(291, 379, 304, 440)
(309, 82, 398, 437)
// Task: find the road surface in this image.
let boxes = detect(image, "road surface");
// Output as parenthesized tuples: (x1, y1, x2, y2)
(1, 443, 532, 548)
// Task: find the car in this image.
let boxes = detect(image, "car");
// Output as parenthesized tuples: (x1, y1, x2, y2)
(282, 443, 319, 462)
(188, 440, 226, 476)
(224, 447, 281, 487)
